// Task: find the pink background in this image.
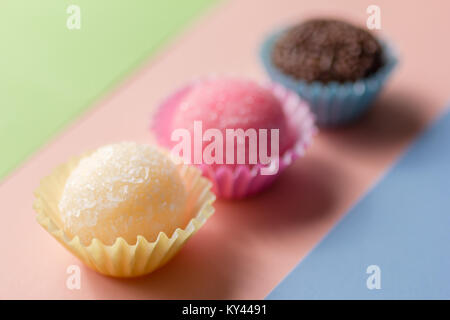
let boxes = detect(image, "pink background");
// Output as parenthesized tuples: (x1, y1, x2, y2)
(1, 0, 449, 299)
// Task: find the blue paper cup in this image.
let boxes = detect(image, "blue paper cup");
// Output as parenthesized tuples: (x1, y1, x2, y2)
(259, 30, 398, 127)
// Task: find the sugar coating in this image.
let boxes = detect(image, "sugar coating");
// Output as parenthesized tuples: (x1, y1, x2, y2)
(58, 142, 187, 245)
(171, 78, 290, 164)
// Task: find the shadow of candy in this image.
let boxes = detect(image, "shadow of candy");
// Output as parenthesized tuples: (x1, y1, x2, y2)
(320, 90, 428, 158)
(217, 157, 339, 233)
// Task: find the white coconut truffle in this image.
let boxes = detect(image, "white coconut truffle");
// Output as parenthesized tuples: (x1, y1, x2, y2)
(58, 142, 187, 245)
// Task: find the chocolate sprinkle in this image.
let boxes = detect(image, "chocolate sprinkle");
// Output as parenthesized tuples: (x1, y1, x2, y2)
(272, 19, 383, 83)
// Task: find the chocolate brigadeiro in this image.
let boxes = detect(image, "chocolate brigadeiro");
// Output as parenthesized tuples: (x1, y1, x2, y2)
(272, 19, 384, 83)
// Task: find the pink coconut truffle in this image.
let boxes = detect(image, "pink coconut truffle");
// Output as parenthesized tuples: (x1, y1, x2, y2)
(152, 77, 316, 199)
(169, 78, 292, 167)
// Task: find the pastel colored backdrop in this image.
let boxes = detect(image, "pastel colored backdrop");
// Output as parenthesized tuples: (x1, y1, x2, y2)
(0, 0, 449, 299)
(0, 0, 215, 179)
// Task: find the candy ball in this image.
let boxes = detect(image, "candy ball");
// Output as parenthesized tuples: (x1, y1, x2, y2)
(171, 78, 290, 166)
(58, 142, 187, 246)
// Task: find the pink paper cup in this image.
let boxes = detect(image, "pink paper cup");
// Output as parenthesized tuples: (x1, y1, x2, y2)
(151, 79, 317, 199)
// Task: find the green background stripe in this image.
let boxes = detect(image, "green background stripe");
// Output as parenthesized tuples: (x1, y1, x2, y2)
(0, 0, 215, 180)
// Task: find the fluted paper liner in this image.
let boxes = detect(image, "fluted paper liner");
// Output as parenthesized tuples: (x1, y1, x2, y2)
(33, 154, 215, 278)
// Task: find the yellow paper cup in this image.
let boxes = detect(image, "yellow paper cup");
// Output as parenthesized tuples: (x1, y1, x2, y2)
(33, 154, 215, 278)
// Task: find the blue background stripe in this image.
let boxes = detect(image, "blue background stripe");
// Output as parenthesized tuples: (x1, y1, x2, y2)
(268, 107, 450, 299)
